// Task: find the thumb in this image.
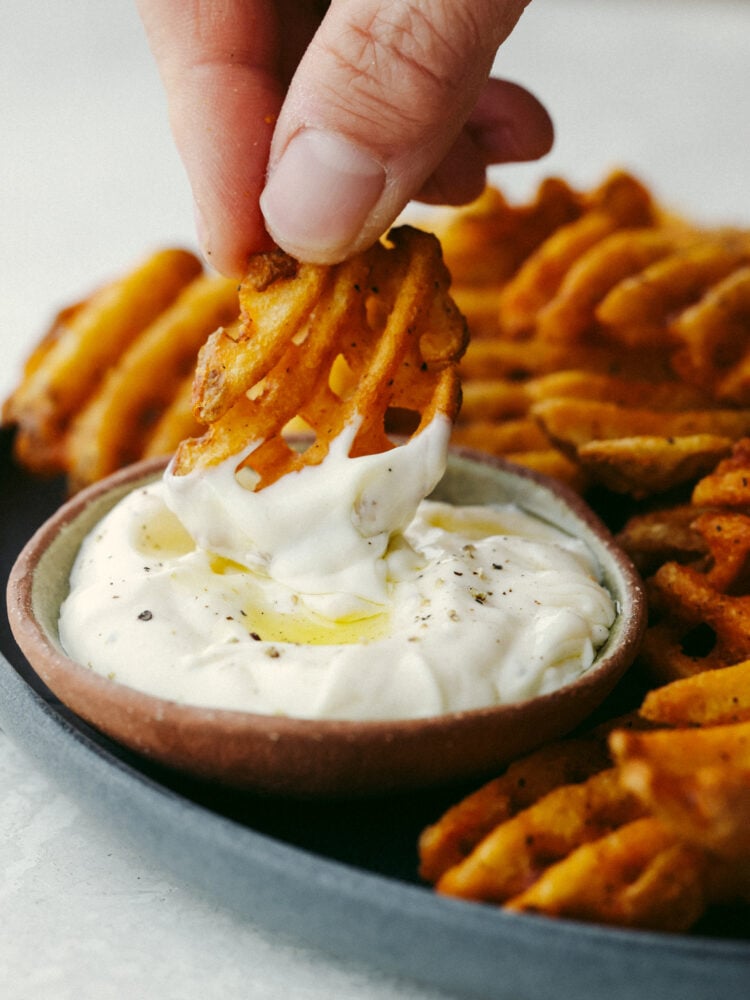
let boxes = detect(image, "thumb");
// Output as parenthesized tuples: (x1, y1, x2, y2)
(260, 0, 549, 263)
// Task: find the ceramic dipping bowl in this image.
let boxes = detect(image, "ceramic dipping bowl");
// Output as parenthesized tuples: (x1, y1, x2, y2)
(6, 447, 646, 798)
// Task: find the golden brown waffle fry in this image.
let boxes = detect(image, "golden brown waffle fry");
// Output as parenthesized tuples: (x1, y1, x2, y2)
(611, 723, 750, 859)
(451, 416, 550, 455)
(505, 817, 711, 932)
(65, 273, 238, 489)
(576, 434, 733, 499)
(3, 249, 202, 474)
(497, 172, 655, 338)
(435, 769, 645, 904)
(418, 736, 612, 884)
(436, 177, 583, 288)
(535, 228, 684, 343)
(596, 238, 750, 348)
(615, 504, 712, 575)
(172, 226, 468, 488)
(502, 450, 588, 491)
(639, 659, 750, 727)
(692, 436, 750, 508)
(640, 510, 750, 681)
(671, 265, 750, 404)
(533, 398, 750, 451)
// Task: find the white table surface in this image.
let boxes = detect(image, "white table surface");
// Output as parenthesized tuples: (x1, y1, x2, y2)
(2, 2, 749, 997)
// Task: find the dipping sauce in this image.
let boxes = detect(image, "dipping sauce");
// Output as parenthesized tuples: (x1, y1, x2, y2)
(58, 418, 616, 720)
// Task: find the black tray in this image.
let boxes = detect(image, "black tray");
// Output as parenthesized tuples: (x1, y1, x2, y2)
(2, 427, 749, 1000)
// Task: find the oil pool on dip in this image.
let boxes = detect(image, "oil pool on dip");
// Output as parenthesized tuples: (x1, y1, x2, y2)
(58, 416, 616, 721)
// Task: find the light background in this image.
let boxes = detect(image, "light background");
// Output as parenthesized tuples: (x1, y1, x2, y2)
(1, 2, 749, 998)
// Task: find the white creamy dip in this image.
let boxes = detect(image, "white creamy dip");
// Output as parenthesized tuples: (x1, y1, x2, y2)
(58, 418, 616, 720)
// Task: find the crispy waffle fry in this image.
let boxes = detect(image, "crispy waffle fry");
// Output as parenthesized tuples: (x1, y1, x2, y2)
(3, 249, 202, 474)
(533, 398, 750, 451)
(611, 723, 750, 859)
(576, 434, 733, 499)
(451, 416, 550, 455)
(505, 817, 711, 932)
(142, 373, 204, 460)
(65, 273, 238, 489)
(671, 265, 750, 404)
(418, 736, 612, 884)
(615, 504, 712, 575)
(171, 227, 468, 488)
(435, 769, 645, 904)
(497, 172, 655, 337)
(535, 228, 684, 343)
(692, 436, 750, 508)
(596, 237, 750, 348)
(640, 511, 750, 680)
(436, 177, 583, 288)
(639, 659, 750, 727)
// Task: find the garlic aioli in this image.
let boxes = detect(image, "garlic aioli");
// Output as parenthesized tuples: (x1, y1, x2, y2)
(58, 419, 616, 721)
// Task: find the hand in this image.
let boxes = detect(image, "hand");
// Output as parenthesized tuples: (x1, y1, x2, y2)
(137, 0, 553, 275)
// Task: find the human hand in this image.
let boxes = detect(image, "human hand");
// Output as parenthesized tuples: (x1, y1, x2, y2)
(137, 1, 553, 275)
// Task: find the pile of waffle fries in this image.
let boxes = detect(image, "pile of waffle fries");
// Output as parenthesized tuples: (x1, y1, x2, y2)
(420, 172, 750, 931)
(4, 170, 750, 932)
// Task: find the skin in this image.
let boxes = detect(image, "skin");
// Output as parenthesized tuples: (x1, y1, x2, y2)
(137, 0, 553, 276)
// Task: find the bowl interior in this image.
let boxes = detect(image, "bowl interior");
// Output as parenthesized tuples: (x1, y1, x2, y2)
(7, 449, 646, 797)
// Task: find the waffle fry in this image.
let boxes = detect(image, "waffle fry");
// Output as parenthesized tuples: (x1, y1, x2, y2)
(575, 434, 732, 498)
(437, 172, 750, 494)
(692, 436, 750, 508)
(3, 249, 202, 475)
(611, 723, 750, 859)
(639, 659, 750, 727)
(171, 226, 468, 487)
(436, 177, 583, 288)
(615, 504, 712, 575)
(596, 237, 750, 348)
(640, 511, 750, 680)
(142, 373, 203, 460)
(65, 272, 238, 489)
(671, 265, 750, 404)
(497, 172, 655, 337)
(535, 228, 684, 343)
(435, 768, 645, 904)
(505, 817, 711, 932)
(418, 735, 612, 884)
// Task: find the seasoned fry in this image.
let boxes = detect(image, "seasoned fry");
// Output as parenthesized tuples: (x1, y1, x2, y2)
(418, 736, 612, 884)
(172, 227, 468, 488)
(611, 722, 750, 858)
(451, 417, 550, 455)
(576, 434, 732, 498)
(536, 228, 683, 343)
(142, 373, 203, 459)
(671, 265, 750, 404)
(616, 504, 711, 575)
(437, 177, 583, 287)
(505, 817, 711, 932)
(640, 658, 750, 727)
(65, 273, 238, 489)
(533, 398, 750, 451)
(597, 239, 750, 347)
(435, 769, 645, 904)
(4, 249, 202, 473)
(497, 172, 655, 336)
(692, 437, 750, 508)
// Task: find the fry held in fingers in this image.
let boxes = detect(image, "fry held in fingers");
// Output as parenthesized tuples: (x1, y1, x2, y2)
(172, 226, 468, 488)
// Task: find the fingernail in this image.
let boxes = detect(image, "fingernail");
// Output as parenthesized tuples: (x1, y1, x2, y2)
(260, 129, 385, 260)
